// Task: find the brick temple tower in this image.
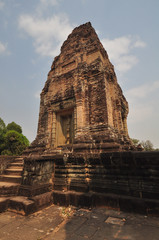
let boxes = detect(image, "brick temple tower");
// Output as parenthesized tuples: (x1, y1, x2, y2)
(17, 23, 150, 214)
(28, 22, 134, 156)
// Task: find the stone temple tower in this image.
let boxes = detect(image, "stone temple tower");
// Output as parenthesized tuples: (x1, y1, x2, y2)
(28, 22, 134, 156)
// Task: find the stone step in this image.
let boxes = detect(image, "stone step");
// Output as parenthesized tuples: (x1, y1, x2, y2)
(12, 161, 23, 165)
(0, 197, 9, 212)
(13, 158, 24, 163)
(4, 169, 23, 176)
(15, 157, 24, 160)
(0, 196, 35, 215)
(9, 196, 35, 215)
(10, 162, 23, 166)
(0, 193, 53, 215)
(0, 182, 20, 196)
(7, 165, 23, 169)
(0, 175, 22, 183)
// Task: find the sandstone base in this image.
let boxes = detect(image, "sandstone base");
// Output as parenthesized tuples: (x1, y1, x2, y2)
(12, 151, 159, 215)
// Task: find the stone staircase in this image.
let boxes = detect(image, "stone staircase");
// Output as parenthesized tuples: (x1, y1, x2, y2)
(0, 157, 30, 214)
(0, 157, 23, 197)
(0, 157, 52, 215)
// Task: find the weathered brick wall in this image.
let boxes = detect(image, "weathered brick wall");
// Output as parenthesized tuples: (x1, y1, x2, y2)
(19, 156, 54, 197)
(22, 157, 54, 186)
(53, 152, 159, 199)
(21, 151, 159, 213)
(53, 151, 159, 213)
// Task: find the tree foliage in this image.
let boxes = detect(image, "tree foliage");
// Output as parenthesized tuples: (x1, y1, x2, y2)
(0, 118, 6, 130)
(131, 138, 140, 147)
(140, 140, 154, 151)
(131, 138, 156, 151)
(7, 121, 22, 134)
(0, 118, 29, 155)
(0, 117, 6, 154)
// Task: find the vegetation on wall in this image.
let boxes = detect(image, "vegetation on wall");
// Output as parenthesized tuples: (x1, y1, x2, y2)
(0, 118, 29, 156)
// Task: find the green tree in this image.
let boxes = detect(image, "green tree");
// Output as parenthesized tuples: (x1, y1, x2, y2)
(131, 138, 140, 147)
(0, 117, 6, 130)
(0, 118, 6, 154)
(2, 130, 29, 155)
(131, 138, 156, 151)
(140, 140, 154, 151)
(7, 122, 22, 133)
(1, 149, 12, 156)
(0, 117, 30, 155)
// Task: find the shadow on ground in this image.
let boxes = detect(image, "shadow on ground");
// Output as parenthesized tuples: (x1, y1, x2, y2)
(45, 207, 159, 240)
(0, 205, 159, 240)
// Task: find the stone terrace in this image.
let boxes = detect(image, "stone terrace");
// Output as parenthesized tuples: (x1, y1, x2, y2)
(0, 205, 159, 240)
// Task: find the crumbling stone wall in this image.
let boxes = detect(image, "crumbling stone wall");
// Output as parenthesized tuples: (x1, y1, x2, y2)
(19, 157, 54, 197)
(20, 151, 159, 214)
(53, 151, 159, 214)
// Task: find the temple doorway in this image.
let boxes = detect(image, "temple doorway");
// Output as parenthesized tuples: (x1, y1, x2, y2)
(56, 109, 74, 146)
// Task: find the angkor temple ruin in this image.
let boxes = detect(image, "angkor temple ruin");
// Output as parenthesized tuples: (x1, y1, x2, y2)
(28, 22, 134, 156)
(0, 23, 159, 215)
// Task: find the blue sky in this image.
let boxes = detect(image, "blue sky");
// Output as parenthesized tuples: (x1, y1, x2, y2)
(0, 0, 159, 148)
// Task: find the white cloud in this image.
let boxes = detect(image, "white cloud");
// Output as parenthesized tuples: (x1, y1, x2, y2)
(18, 14, 73, 57)
(18, 0, 74, 57)
(126, 81, 159, 99)
(128, 103, 153, 123)
(36, 0, 61, 15)
(115, 55, 138, 73)
(0, 41, 6, 53)
(0, 41, 9, 55)
(40, 0, 59, 5)
(102, 36, 146, 73)
(133, 39, 146, 48)
(0, 0, 4, 10)
(133, 37, 146, 48)
(34, 91, 41, 99)
(125, 81, 159, 124)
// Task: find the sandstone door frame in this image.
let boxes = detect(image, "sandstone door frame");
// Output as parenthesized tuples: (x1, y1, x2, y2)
(56, 108, 74, 147)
